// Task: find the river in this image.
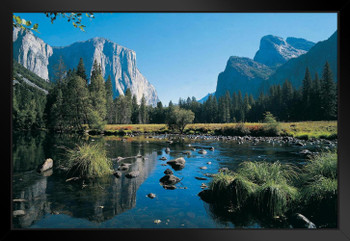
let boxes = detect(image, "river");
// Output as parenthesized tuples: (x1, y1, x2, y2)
(12, 131, 337, 229)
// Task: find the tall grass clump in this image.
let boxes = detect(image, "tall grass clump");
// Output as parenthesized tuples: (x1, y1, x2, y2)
(300, 151, 337, 212)
(66, 143, 112, 179)
(208, 161, 298, 217)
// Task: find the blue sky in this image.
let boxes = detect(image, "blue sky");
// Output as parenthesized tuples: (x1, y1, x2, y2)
(15, 13, 337, 105)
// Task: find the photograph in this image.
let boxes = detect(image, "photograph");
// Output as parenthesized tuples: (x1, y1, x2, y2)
(11, 12, 339, 230)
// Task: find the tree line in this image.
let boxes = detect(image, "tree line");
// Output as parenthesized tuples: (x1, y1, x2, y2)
(177, 61, 337, 123)
(13, 58, 337, 132)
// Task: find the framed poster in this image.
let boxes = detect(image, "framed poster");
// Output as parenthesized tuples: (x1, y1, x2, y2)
(2, 0, 350, 240)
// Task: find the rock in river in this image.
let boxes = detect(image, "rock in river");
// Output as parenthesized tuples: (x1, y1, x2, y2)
(125, 171, 140, 178)
(37, 158, 53, 173)
(198, 149, 207, 154)
(167, 157, 186, 170)
(290, 213, 316, 229)
(147, 193, 156, 199)
(13, 210, 26, 217)
(113, 171, 122, 178)
(160, 156, 167, 161)
(164, 168, 174, 175)
(159, 174, 181, 186)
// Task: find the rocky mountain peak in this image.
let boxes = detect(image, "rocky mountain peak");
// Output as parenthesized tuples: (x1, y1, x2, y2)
(253, 35, 307, 68)
(13, 28, 53, 81)
(286, 37, 315, 51)
(12, 28, 159, 106)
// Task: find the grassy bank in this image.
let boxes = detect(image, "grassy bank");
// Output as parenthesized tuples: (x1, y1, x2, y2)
(103, 121, 337, 139)
(202, 151, 337, 219)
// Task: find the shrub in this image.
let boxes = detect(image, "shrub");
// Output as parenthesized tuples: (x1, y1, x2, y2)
(65, 143, 112, 179)
(261, 112, 281, 136)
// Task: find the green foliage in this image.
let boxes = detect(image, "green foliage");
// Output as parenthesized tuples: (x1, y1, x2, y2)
(88, 61, 107, 130)
(105, 75, 114, 124)
(13, 15, 39, 32)
(65, 143, 112, 179)
(303, 151, 337, 180)
(299, 151, 337, 214)
(12, 62, 50, 130)
(320, 62, 337, 120)
(13, 61, 52, 90)
(166, 106, 195, 133)
(76, 57, 87, 81)
(256, 181, 298, 217)
(207, 151, 337, 218)
(13, 13, 94, 33)
(262, 112, 281, 136)
(209, 161, 298, 217)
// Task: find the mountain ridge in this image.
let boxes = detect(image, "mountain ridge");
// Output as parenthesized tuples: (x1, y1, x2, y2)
(12, 28, 159, 106)
(211, 32, 336, 101)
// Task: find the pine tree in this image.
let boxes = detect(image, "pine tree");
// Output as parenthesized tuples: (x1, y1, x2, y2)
(281, 79, 294, 120)
(105, 75, 114, 124)
(320, 61, 337, 120)
(53, 56, 67, 83)
(131, 95, 139, 124)
(65, 74, 91, 130)
(243, 93, 251, 122)
(302, 67, 313, 120)
(310, 73, 322, 120)
(139, 95, 148, 124)
(88, 60, 107, 129)
(76, 57, 87, 82)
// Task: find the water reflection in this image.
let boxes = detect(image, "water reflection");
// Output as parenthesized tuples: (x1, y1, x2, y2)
(12, 132, 158, 228)
(12, 132, 336, 228)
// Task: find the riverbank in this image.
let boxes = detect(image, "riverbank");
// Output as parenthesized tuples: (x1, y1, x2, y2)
(101, 121, 337, 140)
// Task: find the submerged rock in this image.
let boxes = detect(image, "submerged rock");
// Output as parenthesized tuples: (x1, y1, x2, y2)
(198, 149, 207, 154)
(160, 156, 167, 161)
(195, 176, 208, 180)
(162, 185, 177, 190)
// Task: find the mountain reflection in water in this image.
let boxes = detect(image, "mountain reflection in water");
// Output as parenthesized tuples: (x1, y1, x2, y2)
(12, 132, 337, 228)
(12, 132, 158, 228)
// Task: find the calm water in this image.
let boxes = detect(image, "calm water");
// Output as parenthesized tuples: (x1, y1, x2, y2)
(12, 131, 336, 229)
